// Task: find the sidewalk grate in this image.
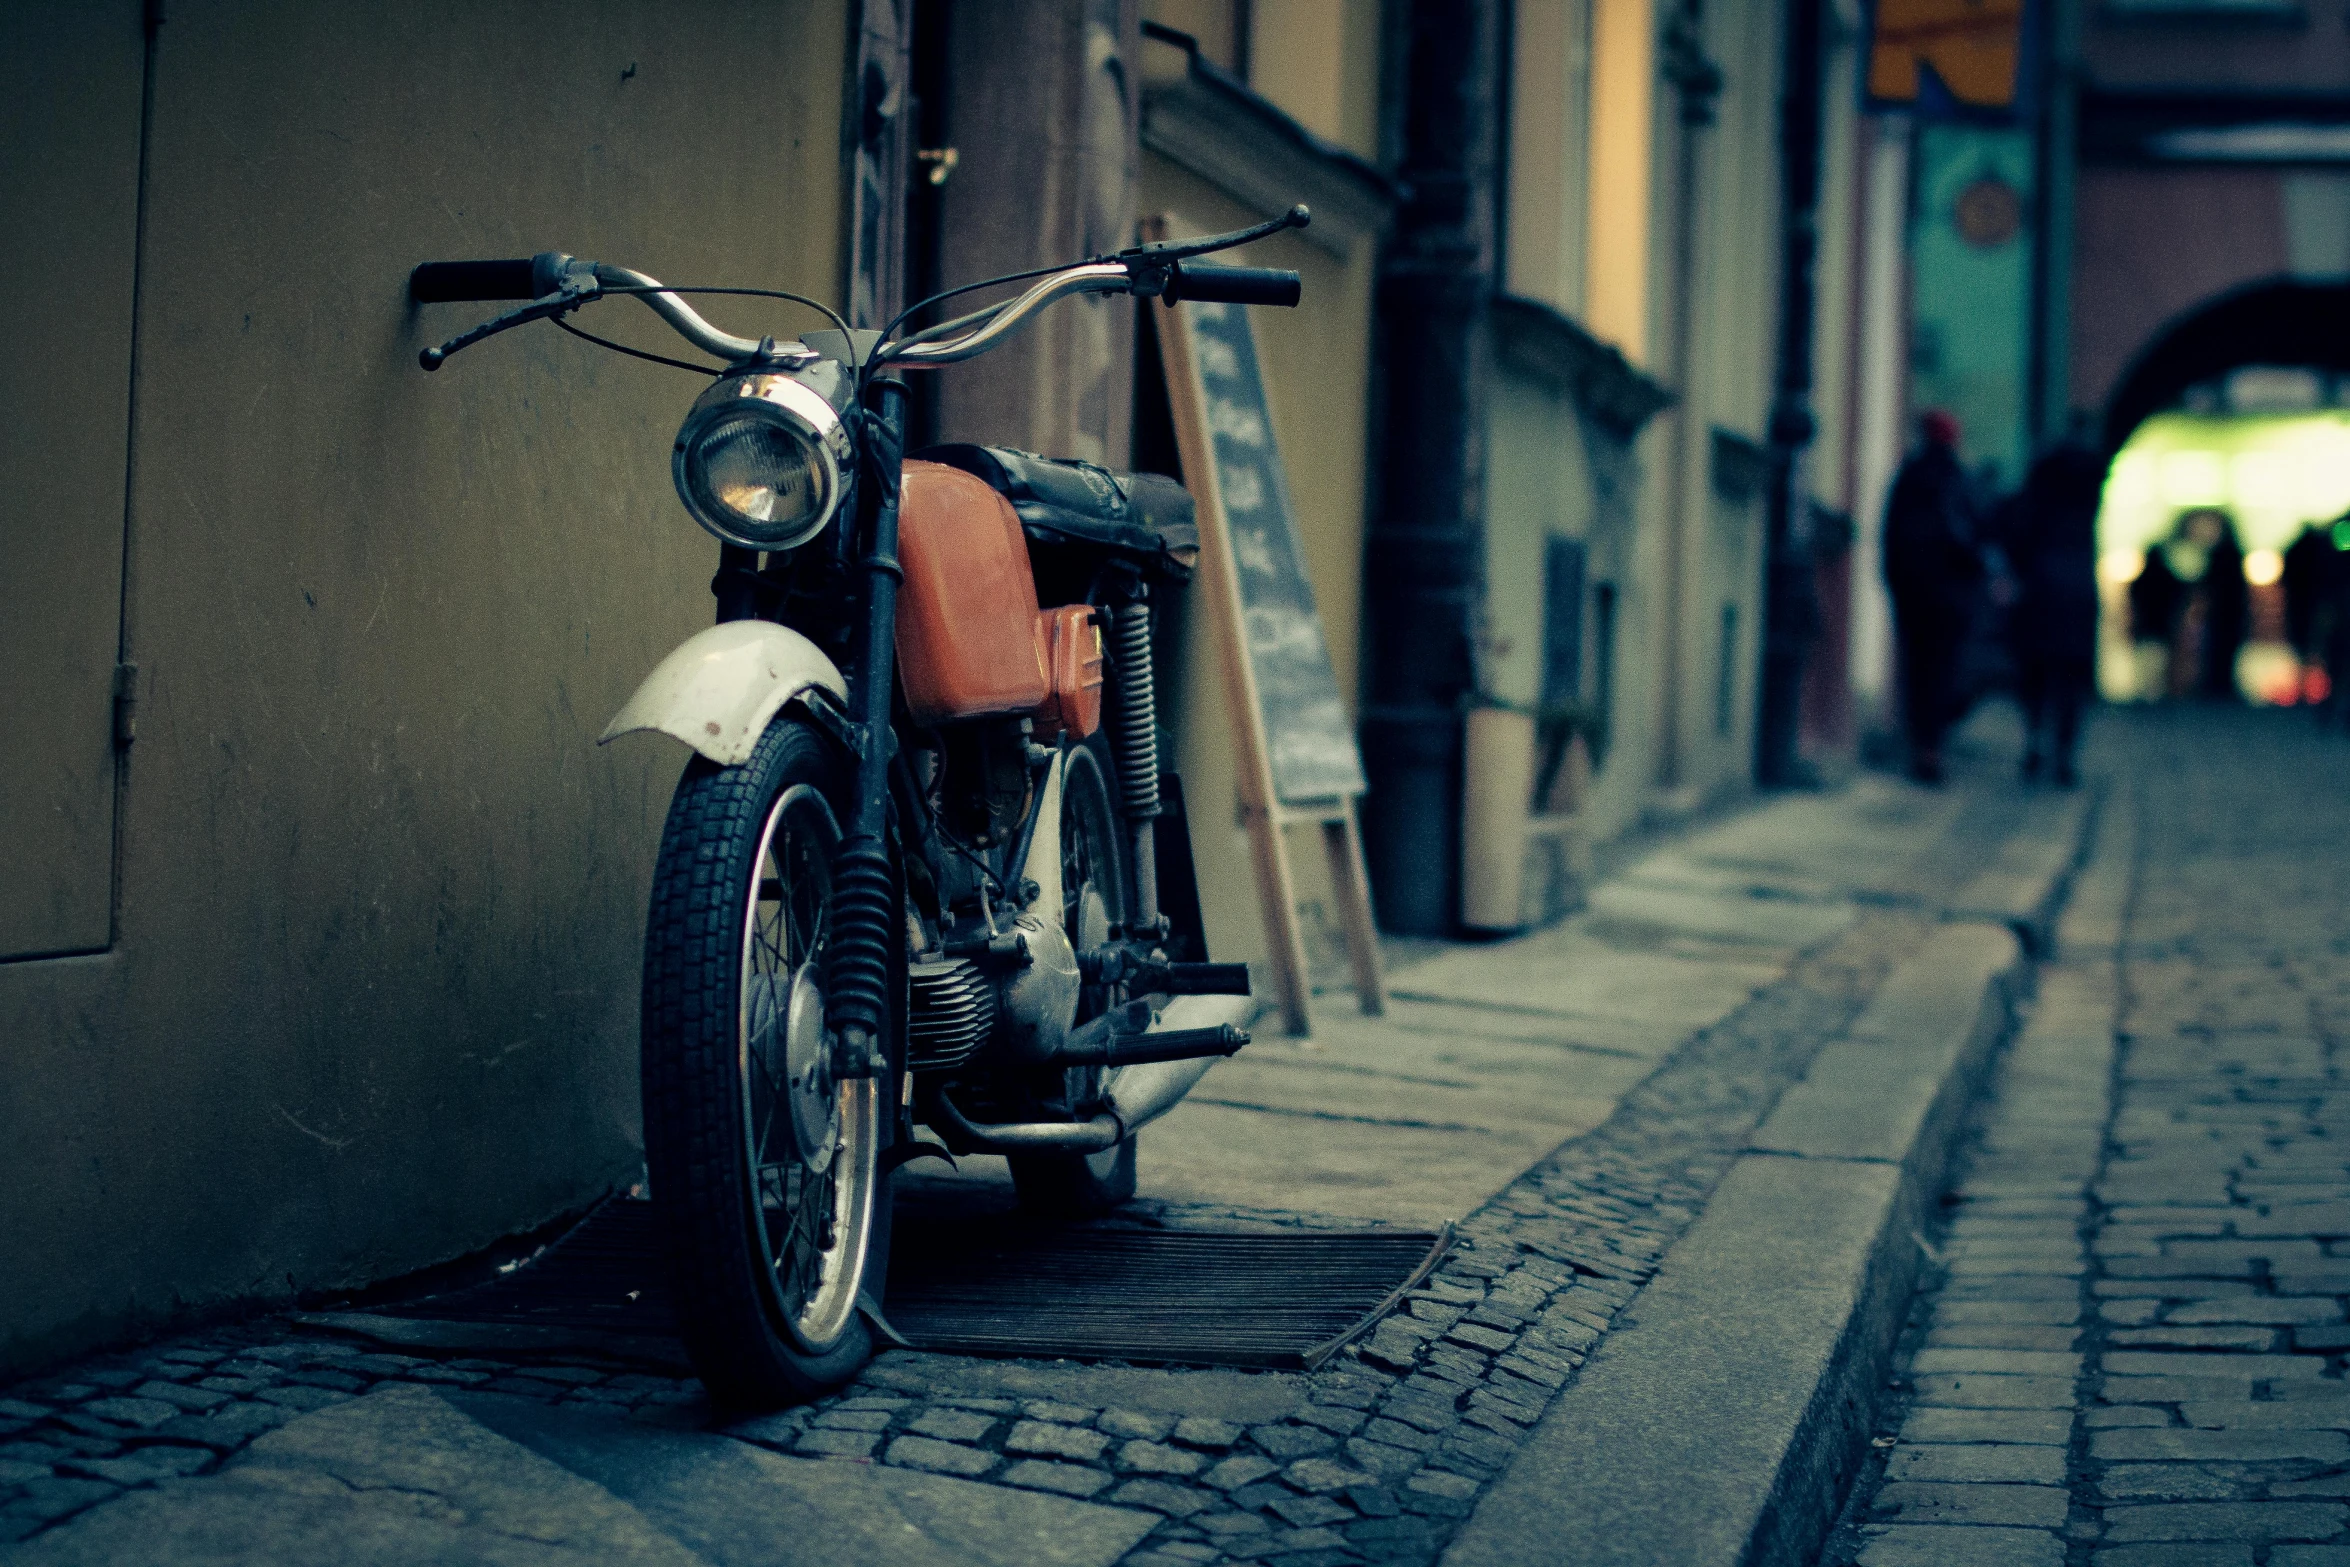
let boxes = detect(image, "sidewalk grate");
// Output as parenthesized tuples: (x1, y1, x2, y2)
(344, 1199, 1451, 1372)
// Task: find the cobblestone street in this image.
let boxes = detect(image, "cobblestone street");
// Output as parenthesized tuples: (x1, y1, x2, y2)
(1835, 707, 2350, 1566)
(0, 735, 2079, 1567)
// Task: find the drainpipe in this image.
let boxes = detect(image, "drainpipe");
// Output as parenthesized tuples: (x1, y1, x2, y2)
(1358, 0, 1504, 936)
(1754, 0, 1826, 788)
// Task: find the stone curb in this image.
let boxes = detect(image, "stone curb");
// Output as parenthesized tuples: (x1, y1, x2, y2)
(1438, 811, 2086, 1567)
(1947, 788, 2095, 956)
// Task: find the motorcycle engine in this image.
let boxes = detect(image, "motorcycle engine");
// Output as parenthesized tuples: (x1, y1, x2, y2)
(996, 911, 1081, 1064)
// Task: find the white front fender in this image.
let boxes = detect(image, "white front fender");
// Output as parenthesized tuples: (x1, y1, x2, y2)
(598, 621, 850, 766)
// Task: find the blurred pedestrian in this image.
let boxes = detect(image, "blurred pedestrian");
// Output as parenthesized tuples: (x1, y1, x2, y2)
(2283, 522, 2332, 666)
(1882, 409, 1984, 784)
(2128, 541, 2186, 692)
(2002, 417, 2102, 787)
(2200, 514, 2249, 701)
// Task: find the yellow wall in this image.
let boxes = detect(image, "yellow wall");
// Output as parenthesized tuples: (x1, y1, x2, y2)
(1586, 0, 1655, 363)
(1507, 0, 1596, 314)
(1247, 0, 1385, 160)
(0, 0, 849, 1376)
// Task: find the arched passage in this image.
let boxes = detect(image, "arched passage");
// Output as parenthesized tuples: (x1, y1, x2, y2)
(2104, 278, 2350, 452)
(2094, 280, 2350, 707)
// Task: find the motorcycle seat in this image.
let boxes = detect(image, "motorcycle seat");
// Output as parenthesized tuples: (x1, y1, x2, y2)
(912, 444, 1197, 584)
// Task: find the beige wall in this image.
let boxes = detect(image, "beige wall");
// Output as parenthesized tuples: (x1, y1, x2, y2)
(1586, 0, 1656, 362)
(1136, 161, 1378, 977)
(1508, 0, 1597, 315)
(1247, 0, 1385, 160)
(1, 0, 849, 1376)
(1484, 374, 1596, 714)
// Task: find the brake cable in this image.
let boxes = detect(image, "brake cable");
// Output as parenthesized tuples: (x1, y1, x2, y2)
(553, 316, 721, 376)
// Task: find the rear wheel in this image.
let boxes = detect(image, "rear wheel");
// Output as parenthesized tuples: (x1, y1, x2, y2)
(1010, 743, 1140, 1216)
(641, 716, 893, 1408)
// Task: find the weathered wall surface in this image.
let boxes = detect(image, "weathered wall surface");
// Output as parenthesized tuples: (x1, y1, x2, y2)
(1, 0, 848, 1376)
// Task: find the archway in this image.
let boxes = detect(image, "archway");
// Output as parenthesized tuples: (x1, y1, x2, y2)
(2095, 280, 2350, 706)
(2103, 278, 2350, 452)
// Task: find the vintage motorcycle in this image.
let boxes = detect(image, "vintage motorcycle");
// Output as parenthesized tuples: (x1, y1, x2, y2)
(410, 206, 1308, 1405)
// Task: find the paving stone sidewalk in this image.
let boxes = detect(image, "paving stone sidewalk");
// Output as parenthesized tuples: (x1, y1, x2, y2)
(1829, 706, 2350, 1567)
(0, 729, 2065, 1566)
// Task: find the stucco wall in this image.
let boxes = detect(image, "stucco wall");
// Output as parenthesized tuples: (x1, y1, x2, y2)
(1, 0, 849, 1377)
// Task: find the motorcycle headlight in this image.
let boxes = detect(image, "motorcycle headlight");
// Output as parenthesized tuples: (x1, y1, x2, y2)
(672, 372, 853, 551)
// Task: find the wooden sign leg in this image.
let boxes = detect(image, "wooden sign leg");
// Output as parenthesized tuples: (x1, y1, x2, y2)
(1323, 796, 1387, 1016)
(1248, 803, 1314, 1037)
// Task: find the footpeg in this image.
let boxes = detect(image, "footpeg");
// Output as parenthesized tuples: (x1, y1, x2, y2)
(1048, 998, 1251, 1068)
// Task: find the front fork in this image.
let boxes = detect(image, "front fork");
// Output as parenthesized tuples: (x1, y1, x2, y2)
(707, 391, 908, 1083)
(820, 379, 910, 1083)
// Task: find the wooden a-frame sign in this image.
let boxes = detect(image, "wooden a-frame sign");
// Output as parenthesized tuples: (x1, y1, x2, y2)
(1148, 217, 1385, 1035)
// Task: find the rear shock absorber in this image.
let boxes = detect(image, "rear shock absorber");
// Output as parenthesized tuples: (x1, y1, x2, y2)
(1106, 593, 1162, 929)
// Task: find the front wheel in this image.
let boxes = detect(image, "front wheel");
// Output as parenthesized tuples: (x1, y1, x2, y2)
(641, 715, 892, 1408)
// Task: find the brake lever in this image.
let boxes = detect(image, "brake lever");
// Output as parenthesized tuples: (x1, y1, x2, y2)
(1118, 203, 1310, 267)
(418, 266, 602, 372)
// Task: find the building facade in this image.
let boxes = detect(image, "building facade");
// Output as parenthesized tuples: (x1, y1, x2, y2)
(4, 0, 1926, 1374)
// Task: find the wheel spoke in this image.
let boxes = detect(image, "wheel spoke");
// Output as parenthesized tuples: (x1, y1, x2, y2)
(730, 778, 872, 1352)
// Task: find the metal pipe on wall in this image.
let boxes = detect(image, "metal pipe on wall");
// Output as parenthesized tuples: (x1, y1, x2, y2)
(1755, 0, 1828, 788)
(1358, 0, 1503, 936)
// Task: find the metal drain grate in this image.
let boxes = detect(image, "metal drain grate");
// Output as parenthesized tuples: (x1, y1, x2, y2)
(343, 1200, 1450, 1372)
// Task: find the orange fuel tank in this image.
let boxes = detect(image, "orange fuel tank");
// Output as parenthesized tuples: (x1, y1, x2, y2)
(896, 460, 1050, 725)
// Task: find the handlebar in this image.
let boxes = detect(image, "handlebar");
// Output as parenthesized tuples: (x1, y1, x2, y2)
(410, 252, 769, 370)
(411, 206, 1308, 374)
(871, 263, 1134, 368)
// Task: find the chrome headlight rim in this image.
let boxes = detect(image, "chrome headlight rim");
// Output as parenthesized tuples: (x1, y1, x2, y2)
(672, 372, 853, 552)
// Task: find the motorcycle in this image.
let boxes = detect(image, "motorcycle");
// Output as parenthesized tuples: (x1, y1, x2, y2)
(410, 205, 1310, 1405)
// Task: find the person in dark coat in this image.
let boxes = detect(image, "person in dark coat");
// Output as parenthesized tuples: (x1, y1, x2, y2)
(1882, 409, 1984, 784)
(2199, 513, 2249, 701)
(2128, 542, 2184, 661)
(2283, 522, 2333, 666)
(2001, 422, 2103, 786)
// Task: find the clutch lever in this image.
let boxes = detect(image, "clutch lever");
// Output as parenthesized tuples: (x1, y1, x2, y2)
(1119, 203, 1310, 264)
(418, 267, 602, 371)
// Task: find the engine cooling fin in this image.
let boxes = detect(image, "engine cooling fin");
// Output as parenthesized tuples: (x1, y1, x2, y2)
(907, 956, 994, 1073)
(301, 1198, 1453, 1373)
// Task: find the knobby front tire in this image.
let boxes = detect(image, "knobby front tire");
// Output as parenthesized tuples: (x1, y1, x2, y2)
(640, 715, 895, 1409)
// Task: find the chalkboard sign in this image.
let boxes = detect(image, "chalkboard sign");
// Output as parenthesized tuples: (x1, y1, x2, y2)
(1154, 255, 1386, 1034)
(1176, 299, 1368, 806)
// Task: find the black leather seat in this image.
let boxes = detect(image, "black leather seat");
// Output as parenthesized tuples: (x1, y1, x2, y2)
(914, 444, 1197, 583)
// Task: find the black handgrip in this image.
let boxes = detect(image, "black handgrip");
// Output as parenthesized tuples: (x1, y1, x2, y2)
(409, 258, 540, 304)
(1166, 262, 1302, 308)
